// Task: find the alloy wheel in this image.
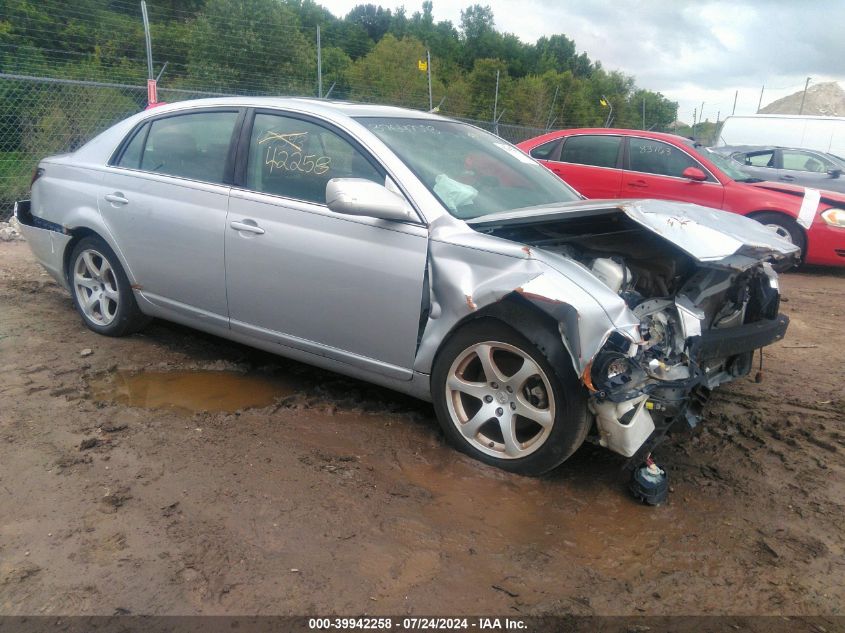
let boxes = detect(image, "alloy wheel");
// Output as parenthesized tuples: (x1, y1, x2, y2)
(445, 341, 555, 459)
(73, 248, 119, 326)
(764, 223, 794, 244)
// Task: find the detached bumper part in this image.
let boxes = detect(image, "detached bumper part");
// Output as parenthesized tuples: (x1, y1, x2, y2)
(14, 199, 73, 290)
(698, 314, 789, 361)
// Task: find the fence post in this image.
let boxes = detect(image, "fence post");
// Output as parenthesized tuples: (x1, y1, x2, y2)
(493, 69, 500, 136)
(426, 49, 432, 111)
(642, 96, 646, 130)
(141, 1, 153, 81)
(546, 85, 559, 131)
(316, 26, 322, 99)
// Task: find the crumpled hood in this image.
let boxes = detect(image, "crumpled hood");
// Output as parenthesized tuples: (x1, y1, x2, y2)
(468, 198, 801, 264)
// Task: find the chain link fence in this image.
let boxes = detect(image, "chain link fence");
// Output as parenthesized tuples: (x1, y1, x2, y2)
(0, 74, 549, 220)
(451, 116, 549, 145)
(0, 74, 236, 219)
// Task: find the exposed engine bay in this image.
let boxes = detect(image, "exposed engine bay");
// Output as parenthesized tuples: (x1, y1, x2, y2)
(476, 206, 788, 463)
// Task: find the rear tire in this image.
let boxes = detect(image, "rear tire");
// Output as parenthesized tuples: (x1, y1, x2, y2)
(68, 236, 150, 337)
(752, 212, 805, 271)
(431, 319, 589, 476)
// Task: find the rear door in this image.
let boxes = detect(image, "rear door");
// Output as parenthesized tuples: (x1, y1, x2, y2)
(224, 110, 428, 378)
(621, 137, 725, 208)
(545, 134, 623, 198)
(777, 149, 841, 188)
(100, 108, 242, 326)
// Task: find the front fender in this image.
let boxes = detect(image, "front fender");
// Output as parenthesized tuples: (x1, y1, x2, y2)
(414, 235, 640, 380)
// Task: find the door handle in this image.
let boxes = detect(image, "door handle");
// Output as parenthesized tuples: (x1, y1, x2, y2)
(780, 175, 795, 181)
(628, 180, 648, 188)
(105, 192, 129, 205)
(229, 220, 265, 235)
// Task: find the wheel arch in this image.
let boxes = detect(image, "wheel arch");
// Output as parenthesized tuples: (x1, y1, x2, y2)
(62, 225, 138, 287)
(747, 208, 801, 223)
(430, 293, 581, 389)
(745, 209, 807, 256)
(63, 226, 102, 282)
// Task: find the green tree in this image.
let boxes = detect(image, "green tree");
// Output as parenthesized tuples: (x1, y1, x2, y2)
(459, 4, 498, 68)
(348, 34, 442, 109)
(187, 0, 315, 94)
(466, 58, 509, 120)
(346, 4, 392, 42)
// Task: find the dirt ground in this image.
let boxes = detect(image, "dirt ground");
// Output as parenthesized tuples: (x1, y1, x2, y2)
(1, 240, 843, 617)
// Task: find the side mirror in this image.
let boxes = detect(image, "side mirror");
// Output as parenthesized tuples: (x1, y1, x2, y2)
(827, 168, 842, 179)
(326, 178, 416, 222)
(682, 166, 708, 182)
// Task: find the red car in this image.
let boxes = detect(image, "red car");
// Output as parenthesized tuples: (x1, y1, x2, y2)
(516, 128, 845, 267)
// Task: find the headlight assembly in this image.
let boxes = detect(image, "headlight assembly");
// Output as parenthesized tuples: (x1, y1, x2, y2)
(591, 352, 635, 392)
(821, 207, 845, 227)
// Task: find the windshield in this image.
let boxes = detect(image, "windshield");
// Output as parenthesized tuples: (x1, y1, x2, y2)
(701, 147, 755, 181)
(357, 117, 581, 219)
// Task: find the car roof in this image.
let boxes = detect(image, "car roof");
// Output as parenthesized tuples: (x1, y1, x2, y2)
(519, 127, 697, 148)
(717, 144, 835, 155)
(142, 96, 442, 121)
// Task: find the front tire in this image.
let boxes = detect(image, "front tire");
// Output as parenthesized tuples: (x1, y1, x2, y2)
(752, 212, 806, 271)
(68, 236, 149, 336)
(431, 319, 589, 476)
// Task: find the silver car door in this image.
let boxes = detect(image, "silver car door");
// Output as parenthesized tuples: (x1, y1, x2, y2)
(225, 110, 428, 378)
(100, 109, 242, 326)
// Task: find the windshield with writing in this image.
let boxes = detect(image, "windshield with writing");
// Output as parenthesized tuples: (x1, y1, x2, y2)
(357, 117, 581, 219)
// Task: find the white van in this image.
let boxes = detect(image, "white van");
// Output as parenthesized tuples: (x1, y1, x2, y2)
(716, 114, 845, 158)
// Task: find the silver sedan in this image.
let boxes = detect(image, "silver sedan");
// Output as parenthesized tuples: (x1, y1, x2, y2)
(16, 97, 798, 481)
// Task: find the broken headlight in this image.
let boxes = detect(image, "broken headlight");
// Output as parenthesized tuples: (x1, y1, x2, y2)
(591, 352, 635, 391)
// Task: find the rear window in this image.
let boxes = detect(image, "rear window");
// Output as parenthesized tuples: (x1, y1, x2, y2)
(138, 111, 238, 184)
(529, 139, 560, 160)
(116, 123, 147, 169)
(560, 135, 621, 168)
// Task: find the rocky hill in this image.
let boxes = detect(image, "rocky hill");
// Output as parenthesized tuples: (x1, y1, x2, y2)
(760, 81, 845, 116)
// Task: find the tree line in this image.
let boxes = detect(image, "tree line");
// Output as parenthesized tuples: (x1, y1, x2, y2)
(0, 0, 679, 130)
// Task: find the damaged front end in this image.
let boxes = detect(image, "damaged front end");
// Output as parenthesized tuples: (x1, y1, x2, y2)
(584, 261, 786, 464)
(468, 200, 796, 464)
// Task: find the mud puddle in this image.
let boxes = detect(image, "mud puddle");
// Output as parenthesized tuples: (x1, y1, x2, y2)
(391, 450, 711, 579)
(89, 369, 296, 414)
(290, 413, 718, 582)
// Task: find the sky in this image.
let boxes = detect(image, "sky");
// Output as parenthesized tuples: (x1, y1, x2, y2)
(323, 0, 845, 124)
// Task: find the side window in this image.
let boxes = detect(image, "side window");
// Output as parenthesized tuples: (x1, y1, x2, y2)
(529, 139, 561, 160)
(560, 135, 621, 168)
(140, 111, 238, 184)
(628, 138, 700, 178)
(782, 150, 832, 173)
(743, 150, 775, 167)
(116, 123, 147, 169)
(246, 113, 382, 204)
